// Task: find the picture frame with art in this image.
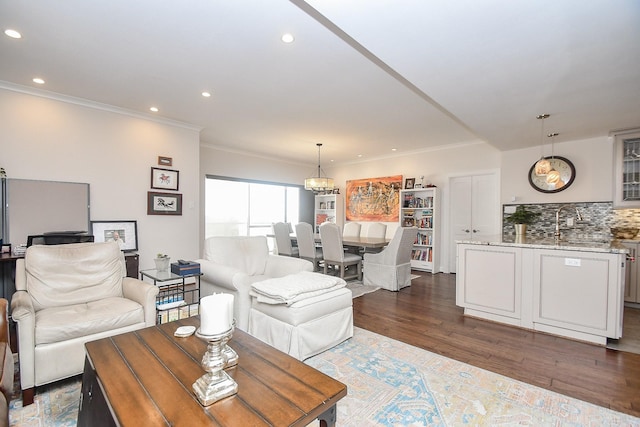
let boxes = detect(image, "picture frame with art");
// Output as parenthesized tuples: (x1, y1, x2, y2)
(345, 175, 402, 222)
(90, 220, 138, 252)
(405, 178, 415, 189)
(148, 191, 183, 216)
(151, 167, 179, 191)
(157, 156, 173, 167)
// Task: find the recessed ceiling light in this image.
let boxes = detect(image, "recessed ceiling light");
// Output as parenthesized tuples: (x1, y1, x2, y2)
(281, 33, 294, 43)
(32, 78, 45, 84)
(201, 91, 211, 98)
(357, 154, 363, 158)
(150, 107, 159, 113)
(4, 29, 21, 39)
(391, 148, 397, 152)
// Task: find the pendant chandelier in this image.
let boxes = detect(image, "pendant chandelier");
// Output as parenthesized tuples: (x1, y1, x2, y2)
(534, 114, 551, 176)
(304, 143, 334, 193)
(546, 132, 560, 184)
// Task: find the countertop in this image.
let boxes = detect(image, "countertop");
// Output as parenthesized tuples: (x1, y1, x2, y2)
(456, 235, 630, 254)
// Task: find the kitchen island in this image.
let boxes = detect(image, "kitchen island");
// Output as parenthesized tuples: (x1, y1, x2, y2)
(456, 236, 629, 345)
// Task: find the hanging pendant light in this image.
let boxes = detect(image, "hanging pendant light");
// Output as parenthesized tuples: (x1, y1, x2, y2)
(534, 114, 551, 176)
(304, 143, 334, 193)
(546, 132, 561, 185)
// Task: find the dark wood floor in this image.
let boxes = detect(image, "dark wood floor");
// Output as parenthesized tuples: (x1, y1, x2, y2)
(352, 272, 640, 418)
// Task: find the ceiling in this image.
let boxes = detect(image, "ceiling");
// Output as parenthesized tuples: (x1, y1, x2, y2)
(1, 0, 639, 165)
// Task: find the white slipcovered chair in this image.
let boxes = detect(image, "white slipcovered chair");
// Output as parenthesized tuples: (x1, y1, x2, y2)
(320, 222, 362, 281)
(11, 242, 159, 405)
(272, 222, 299, 257)
(295, 222, 323, 271)
(363, 226, 418, 291)
(196, 236, 313, 331)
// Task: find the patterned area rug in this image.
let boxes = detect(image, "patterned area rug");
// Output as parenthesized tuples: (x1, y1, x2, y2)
(9, 375, 81, 426)
(11, 325, 638, 426)
(305, 327, 640, 426)
(347, 273, 420, 298)
(346, 280, 380, 298)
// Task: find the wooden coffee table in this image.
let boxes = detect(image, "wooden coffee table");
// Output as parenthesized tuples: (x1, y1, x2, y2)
(77, 317, 347, 427)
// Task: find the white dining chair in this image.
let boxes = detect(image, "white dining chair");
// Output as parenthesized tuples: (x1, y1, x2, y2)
(295, 222, 323, 271)
(320, 222, 362, 281)
(363, 222, 388, 253)
(363, 226, 418, 291)
(343, 222, 362, 239)
(342, 222, 362, 255)
(272, 222, 299, 257)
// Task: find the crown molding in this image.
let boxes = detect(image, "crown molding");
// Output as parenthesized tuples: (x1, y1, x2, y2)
(0, 80, 202, 132)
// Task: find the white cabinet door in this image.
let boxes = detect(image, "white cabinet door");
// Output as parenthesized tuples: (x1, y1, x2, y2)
(456, 244, 522, 320)
(449, 173, 500, 272)
(532, 249, 625, 339)
(613, 130, 640, 208)
(621, 241, 638, 303)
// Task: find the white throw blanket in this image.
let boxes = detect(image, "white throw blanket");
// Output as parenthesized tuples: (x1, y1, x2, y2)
(251, 271, 345, 305)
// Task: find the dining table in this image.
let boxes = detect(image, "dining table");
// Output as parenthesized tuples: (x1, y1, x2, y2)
(267, 233, 390, 250)
(296, 234, 389, 249)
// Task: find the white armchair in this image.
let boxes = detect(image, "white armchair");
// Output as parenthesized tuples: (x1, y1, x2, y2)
(196, 236, 313, 331)
(11, 242, 158, 405)
(363, 227, 418, 291)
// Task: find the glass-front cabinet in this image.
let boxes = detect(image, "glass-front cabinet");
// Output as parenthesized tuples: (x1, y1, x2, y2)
(614, 129, 640, 208)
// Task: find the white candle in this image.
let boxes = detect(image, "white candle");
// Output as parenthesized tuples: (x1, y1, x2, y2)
(227, 294, 234, 326)
(200, 294, 233, 335)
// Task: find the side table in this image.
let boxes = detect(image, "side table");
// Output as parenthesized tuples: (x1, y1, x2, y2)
(140, 269, 202, 324)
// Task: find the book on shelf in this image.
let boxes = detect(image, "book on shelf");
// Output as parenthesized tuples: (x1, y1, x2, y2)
(411, 248, 433, 263)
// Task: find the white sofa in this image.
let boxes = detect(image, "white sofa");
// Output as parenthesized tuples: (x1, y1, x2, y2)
(196, 236, 313, 331)
(11, 242, 158, 405)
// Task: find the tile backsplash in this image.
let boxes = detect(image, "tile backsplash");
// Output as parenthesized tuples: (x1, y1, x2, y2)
(502, 201, 640, 240)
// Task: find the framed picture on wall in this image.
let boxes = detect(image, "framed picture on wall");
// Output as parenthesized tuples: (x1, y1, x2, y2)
(158, 156, 173, 167)
(405, 178, 415, 189)
(151, 167, 179, 191)
(147, 192, 183, 216)
(91, 220, 138, 251)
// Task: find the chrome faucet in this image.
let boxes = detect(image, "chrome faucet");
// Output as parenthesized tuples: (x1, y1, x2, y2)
(555, 205, 583, 238)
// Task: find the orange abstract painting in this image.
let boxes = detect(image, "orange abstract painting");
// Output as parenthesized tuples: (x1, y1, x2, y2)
(345, 175, 402, 222)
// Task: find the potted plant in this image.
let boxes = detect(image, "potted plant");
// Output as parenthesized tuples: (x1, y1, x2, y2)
(505, 205, 540, 235)
(154, 253, 170, 272)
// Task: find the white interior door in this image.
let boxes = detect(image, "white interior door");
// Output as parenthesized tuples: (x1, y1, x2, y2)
(448, 172, 500, 273)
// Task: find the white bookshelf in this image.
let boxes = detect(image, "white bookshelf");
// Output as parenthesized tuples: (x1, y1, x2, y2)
(314, 194, 343, 233)
(400, 187, 440, 273)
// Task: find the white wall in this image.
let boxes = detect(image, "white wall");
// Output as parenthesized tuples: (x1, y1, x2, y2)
(500, 136, 613, 205)
(0, 87, 201, 270)
(199, 144, 311, 184)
